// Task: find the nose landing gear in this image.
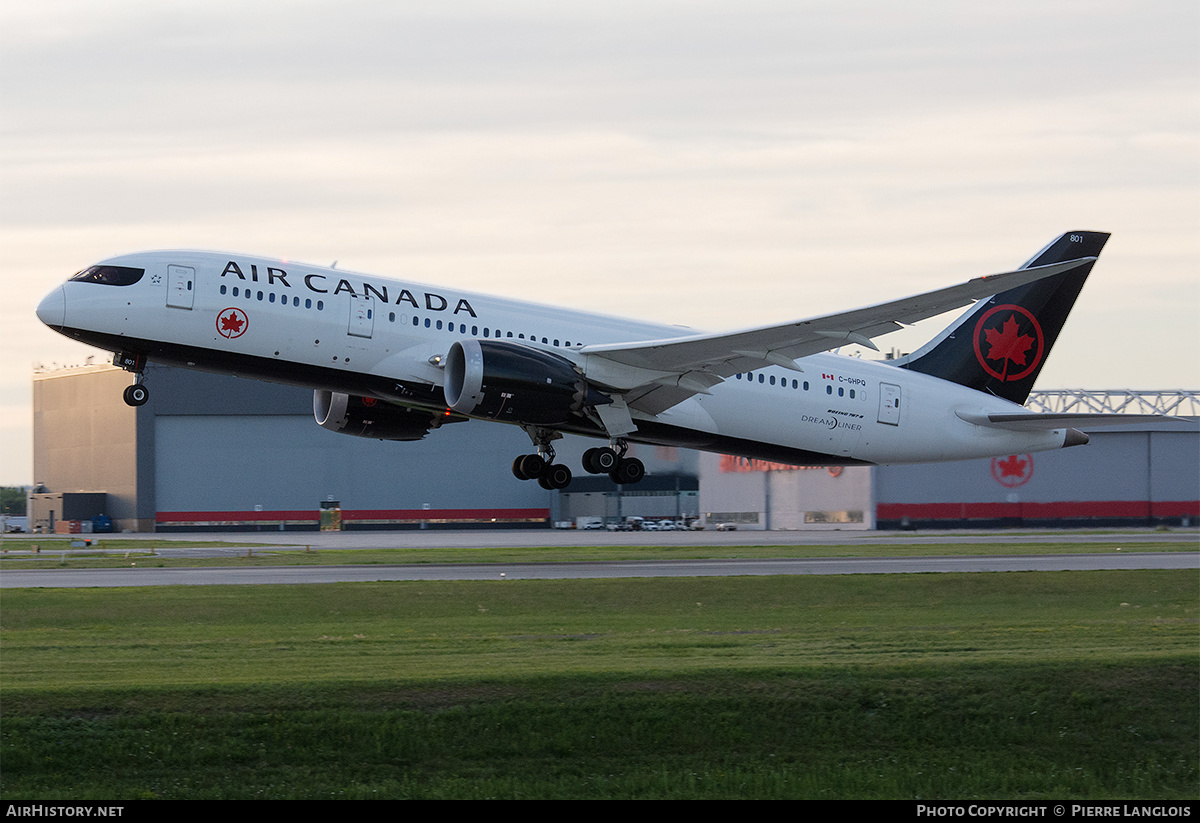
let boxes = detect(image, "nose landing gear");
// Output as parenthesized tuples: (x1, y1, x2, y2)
(122, 383, 149, 407)
(114, 352, 149, 406)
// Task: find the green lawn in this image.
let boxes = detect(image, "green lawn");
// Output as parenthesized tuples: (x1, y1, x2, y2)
(0, 534, 1193, 570)
(1, 570, 1196, 799)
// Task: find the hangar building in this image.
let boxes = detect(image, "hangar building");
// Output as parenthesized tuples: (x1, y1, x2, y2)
(30, 364, 697, 533)
(29, 365, 1199, 533)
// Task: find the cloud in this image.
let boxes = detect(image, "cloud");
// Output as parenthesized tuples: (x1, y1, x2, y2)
(2, 1, 1197, 483)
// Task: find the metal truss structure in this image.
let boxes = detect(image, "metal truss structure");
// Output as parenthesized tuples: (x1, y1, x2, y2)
(1026, 389, 1200, 417)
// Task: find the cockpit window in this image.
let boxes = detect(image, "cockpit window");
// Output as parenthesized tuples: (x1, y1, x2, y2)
(69, 265, 145, 286)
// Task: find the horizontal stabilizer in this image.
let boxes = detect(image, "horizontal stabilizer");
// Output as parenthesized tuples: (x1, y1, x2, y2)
(955, 411, 1183, 431)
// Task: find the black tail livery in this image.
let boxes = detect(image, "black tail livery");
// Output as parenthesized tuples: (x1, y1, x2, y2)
(901, 231, 1110, 405)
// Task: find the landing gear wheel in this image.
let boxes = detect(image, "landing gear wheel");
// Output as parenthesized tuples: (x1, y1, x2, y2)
(123, 384, 149, 407)
(583, 447, 618, 474)
(515, 453, 571, 489)
(540, 463, 572, 490)
(512, 453, 545, 480)
(609, 456, 645, 485)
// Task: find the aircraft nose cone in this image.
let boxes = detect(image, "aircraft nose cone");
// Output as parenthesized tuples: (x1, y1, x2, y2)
(37, 286, 65, 329)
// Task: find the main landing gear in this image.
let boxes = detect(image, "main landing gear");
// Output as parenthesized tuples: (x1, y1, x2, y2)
(512, 452, 573, 490)
(512, 427, 573, 489)
(114, 352, 149, 407)
(582, 442, 645, 485)
(512, 428, 645, 490)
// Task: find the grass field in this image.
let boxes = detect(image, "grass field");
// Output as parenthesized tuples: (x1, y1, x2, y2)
(1, 569, 1196, 799)
(0, 534, 1193, 570)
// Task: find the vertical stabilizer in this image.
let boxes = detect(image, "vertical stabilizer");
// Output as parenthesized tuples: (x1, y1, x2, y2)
(898, 231, 1109, 404)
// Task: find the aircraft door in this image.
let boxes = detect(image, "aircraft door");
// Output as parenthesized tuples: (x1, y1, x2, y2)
(878, 382, 901, 425)
(166, 265, 195, 309)
(348, 296, 374, 338)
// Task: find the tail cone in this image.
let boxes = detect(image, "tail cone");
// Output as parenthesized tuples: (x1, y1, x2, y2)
(1063, 428, 1090, 448)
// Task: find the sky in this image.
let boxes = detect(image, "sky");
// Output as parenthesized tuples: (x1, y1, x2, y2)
(2, 1, 1197, 485)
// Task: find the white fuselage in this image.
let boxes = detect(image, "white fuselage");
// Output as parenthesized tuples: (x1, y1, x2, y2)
(38, 250, 1071, 466)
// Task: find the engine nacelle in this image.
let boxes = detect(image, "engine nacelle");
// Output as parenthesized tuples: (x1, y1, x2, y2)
(314, 391, 444, 441)
(444, 339, 605, 425)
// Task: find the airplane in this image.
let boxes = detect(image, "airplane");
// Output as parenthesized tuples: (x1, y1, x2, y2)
(36, 230, 1168, 490)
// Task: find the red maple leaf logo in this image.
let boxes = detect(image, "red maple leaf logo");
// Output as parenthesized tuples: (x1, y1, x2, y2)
(973, 305, 1044, 382)
(991, 453, 1033, 487)
(216, 308, 248, 339)
(984, 315, 1035, 371)
(996, 454, 1027, 478)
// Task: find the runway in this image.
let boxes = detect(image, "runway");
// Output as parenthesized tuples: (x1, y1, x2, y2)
(2, 526, 1196, 588)
(128, 527, 1200, 551)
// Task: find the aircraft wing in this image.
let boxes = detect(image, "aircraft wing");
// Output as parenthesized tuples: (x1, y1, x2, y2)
(579, 257, 1095, 415)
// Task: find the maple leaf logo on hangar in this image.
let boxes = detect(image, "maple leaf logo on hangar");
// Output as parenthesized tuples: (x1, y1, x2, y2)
(217, 308, 248, 339)
(972, 304, 1044, 382)
(991, 453, 1033, 487)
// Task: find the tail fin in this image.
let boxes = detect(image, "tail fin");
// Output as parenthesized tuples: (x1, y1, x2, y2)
(898, 231, 1110, 405)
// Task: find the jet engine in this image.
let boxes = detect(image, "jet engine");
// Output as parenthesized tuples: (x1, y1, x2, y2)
(443, 339, 608, 424)
(313, 391, 448, 441)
